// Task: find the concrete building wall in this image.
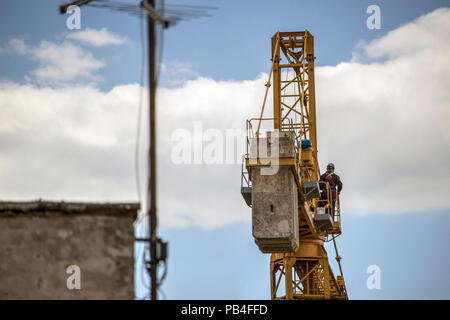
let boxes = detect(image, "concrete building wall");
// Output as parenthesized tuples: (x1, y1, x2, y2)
(0, 201, 138, 300)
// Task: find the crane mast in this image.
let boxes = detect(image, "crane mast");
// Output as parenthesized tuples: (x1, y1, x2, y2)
(242, 31, 348, 300)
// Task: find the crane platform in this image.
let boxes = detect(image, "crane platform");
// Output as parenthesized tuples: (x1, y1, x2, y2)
(240, 31, 347, 300)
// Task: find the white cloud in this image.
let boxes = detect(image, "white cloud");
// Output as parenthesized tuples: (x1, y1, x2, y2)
(0, 38, 28, 55)
(30, 40, 105, 83)
(160, 61, 200, 87)
(0, 8, 449, 230)
(315, 8, 450, 215)
(66, 27, 127, 47)
(7, 38, 28, 55)
(365, 7, 450, 59)
(2, 38, 105, 83)
(0, 82, 140, 202)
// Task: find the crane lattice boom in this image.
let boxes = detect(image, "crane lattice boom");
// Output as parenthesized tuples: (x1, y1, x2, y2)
(242, 31, 347, 300)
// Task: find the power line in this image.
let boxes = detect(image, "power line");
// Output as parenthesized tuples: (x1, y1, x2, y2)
(59, 0, 215, 301)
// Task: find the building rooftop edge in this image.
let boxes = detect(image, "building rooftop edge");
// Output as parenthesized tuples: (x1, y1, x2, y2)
(0, 200, 140, 218)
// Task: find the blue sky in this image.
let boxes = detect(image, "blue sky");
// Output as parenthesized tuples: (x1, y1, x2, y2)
(153, 210, 450, 300)
(2, 0, 450, 86)
(1, 0, 450, 299)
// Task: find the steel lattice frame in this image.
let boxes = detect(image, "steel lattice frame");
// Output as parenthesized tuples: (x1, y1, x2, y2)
(265, 31, 347, 300)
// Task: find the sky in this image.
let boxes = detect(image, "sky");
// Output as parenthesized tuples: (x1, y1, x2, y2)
(1, 0, 450, 299)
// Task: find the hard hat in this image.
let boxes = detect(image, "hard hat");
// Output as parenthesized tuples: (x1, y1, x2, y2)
(327, 163, 335, 169)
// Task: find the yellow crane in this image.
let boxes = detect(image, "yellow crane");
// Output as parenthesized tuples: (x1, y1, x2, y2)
(241, 31, 348, 300)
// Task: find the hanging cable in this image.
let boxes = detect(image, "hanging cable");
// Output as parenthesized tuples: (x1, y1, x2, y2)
(155, 0, 165, 86)
(134, 7, 146, 221)
(134, 8, 151, 299)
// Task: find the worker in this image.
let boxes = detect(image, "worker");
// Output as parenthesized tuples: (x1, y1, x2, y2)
(319, 163, 343, 216)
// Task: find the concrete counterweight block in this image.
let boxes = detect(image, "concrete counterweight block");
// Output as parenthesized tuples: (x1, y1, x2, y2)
(251, 166, 299, 253)
(249, 131, 293, 160)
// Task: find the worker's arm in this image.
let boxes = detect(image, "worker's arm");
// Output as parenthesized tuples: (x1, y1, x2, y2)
(335, 175, 343, 193)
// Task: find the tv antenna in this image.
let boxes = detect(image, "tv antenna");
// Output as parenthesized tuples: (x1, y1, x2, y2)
(59, 0, 215, 300)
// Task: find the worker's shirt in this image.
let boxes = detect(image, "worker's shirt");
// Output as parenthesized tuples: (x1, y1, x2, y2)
(319, 172, 343, 193)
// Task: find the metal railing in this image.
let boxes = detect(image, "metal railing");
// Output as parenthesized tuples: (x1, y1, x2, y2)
(245, 117, 299, 162)
(241, 154, 251, 189)
(314, 181, 341, 230)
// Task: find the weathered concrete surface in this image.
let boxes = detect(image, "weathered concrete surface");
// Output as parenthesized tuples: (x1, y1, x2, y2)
(249, 131, 294, 159)
(0, 201, 138, 300)
(251, 166, 299, 253)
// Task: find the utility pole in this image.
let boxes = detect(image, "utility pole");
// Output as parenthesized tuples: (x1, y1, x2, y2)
(146, 0, 158, 301)
(59, 0, 211, 300)
(59, 0, 168, 300)
(141, 0, 169, 301)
